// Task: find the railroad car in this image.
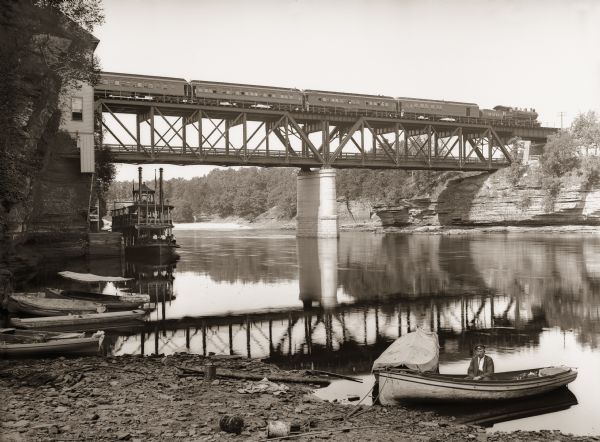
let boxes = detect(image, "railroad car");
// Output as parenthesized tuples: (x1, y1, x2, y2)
(398, 97, 480, 120)
(304, 90, 397, 115)
(96, 72, 187, 98)
(95, 71, 541, 126)
(190, 80, 303, 109)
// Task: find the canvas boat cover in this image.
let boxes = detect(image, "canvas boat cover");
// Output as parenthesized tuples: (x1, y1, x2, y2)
(58, 271, 132, 282)
(372, 328, 440, 372)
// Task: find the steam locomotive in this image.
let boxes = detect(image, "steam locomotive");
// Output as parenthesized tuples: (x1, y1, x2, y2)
(96, 72, 540, 127)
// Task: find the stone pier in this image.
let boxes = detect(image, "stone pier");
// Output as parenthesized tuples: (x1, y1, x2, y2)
(296, 168, 339, 238)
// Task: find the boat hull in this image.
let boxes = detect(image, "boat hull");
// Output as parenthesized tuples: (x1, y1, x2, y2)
(9, 310, 147, 330)
(0, 336, 102, 357)
(125, 244, 179, 263)
(375, 367, 578, 404)
(46, 289, 147, 311)
(7, 292, 103, 316)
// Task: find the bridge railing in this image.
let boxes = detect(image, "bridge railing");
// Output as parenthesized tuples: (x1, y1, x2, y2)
(101, 143, 510, 166)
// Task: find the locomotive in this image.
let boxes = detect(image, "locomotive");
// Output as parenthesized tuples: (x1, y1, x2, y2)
(96, 72, 540, 127)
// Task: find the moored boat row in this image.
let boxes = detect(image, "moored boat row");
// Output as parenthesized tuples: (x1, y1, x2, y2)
(1, 271, 153, 358)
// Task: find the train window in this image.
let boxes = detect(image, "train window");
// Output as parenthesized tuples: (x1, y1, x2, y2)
(101, 79, 108, 85)
(137, 82, 142, 87)
(149, 84, 153, 89)
(114, 80, 120, 86)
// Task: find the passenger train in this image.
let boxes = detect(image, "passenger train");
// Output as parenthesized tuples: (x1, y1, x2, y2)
(96, 72, 540, 127)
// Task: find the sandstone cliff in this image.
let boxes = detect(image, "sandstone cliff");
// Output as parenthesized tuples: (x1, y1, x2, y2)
(376, 166, 600, 228)
(0, 3, 98, 289)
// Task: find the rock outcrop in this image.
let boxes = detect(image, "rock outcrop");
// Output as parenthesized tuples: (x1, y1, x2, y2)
(376, 167, 600, 228)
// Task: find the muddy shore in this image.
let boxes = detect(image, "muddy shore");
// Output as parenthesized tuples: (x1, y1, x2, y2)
(1, 354, 594, 441)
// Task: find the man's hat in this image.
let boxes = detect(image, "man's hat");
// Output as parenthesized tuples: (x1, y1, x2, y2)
(474, 344, 486, 350)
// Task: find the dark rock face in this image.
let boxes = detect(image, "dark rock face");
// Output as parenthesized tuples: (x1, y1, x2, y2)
(376, 170, 600, 228)
(0, 5, 95, 280)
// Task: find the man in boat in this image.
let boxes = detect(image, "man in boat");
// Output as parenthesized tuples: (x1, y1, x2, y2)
(467, 344, 494, 380)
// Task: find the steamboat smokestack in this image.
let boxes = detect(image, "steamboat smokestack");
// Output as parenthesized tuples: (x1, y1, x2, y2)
(138, 167, 143, 200)
(159, 168, 164, 221)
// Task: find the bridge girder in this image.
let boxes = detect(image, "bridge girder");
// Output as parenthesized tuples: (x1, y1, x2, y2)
(92, 98, 556, 171)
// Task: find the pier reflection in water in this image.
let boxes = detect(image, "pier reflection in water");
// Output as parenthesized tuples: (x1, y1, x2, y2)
(25, 230, 600, 435)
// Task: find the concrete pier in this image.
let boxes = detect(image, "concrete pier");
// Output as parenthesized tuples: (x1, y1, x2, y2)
(296, 168, 338, 238)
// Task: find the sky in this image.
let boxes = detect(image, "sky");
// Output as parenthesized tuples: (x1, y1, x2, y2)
(93, 0, 600, 181)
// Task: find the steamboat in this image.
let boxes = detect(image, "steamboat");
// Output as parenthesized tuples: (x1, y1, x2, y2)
(111, 167, 179, 262)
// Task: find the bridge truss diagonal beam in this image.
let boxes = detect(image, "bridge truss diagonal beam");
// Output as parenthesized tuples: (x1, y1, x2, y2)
(94, 99, 516, 171)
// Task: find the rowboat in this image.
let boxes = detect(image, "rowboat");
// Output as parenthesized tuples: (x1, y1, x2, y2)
(7, 292, 106, 316)
(45, 288, 149, 310)
(9, 309, 147, 330)
(0, 328, 104, 357)
(374, 366, 578, 404)
(402, 386, 578, 427)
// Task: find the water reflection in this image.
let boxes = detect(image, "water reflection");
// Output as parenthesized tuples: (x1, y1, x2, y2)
(12, 231, 600, 434)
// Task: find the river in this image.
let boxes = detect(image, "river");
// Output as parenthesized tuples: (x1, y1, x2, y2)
(9, 228, 600, 435)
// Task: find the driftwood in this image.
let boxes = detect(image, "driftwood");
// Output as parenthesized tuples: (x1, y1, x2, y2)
(257, 424, 405, 441)
(177, 366, 331, 386)
(306, 370, 363, 383)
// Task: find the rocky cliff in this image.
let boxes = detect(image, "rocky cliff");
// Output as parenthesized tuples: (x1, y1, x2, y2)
(0, 3, 97, 289)
(376, 166, 600, 228)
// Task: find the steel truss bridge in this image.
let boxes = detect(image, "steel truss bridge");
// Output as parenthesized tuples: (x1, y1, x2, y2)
(94, 95, 558, 171)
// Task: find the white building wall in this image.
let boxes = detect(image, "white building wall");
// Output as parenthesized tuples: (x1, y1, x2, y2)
(59, 82, 95, 173)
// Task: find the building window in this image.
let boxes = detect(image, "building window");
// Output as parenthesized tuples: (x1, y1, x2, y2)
(71, 97, 83, 121)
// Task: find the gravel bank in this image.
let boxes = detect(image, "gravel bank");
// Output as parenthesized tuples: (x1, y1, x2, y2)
(0, 354, 594, 441)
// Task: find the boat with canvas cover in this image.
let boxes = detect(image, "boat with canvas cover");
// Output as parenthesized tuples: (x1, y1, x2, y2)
(372, 328, 577, 403)
(45, 288, 149, 310)
(7, 292, 106, 316)
(9, 309, 147, 330)
(0, 328, 104, 357)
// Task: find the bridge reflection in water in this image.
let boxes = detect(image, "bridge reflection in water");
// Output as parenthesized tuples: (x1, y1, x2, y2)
(107, 235, 548, 372)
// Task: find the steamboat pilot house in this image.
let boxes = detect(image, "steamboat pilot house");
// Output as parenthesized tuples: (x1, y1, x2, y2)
(111, 167, 178, 261)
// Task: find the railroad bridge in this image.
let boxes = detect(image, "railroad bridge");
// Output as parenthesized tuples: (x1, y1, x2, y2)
(67, 87, 558, 237)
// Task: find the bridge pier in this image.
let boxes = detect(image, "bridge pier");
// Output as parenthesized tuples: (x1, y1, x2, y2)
(296, 168, 338, 238)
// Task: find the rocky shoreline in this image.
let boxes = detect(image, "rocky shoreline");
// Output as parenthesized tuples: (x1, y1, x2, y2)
(0, 354, 595, 441)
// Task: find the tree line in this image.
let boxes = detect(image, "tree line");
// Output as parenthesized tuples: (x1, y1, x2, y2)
(107, 167, 445, 222)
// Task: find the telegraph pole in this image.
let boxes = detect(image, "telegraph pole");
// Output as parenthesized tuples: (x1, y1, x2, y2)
(558, 112, 566, 130)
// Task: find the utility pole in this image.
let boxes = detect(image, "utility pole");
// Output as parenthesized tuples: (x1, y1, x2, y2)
(558, 112, 566, 130)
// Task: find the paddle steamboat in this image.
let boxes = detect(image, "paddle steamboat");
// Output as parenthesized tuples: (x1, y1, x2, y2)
(111, 167, 179, 262)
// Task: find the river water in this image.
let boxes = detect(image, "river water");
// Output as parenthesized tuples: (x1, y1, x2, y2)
(11, 228, 600, 435)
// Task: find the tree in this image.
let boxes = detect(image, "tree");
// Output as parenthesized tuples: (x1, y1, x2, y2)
(571, 111, 600, 155)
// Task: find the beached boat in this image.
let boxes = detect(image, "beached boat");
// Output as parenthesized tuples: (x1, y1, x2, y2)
(7, 292, 106, 316)
(46, 288, 149, 310)
(372, 328, 577, 404)
(374, 366, 578, 404)
(0, 329, 103, 357)
(403, 386, 578, 427)
(9, 309, 147, 330)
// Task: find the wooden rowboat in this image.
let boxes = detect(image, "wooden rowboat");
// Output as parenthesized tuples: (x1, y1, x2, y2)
(9, 309, 147, 330)
(0, 329, 103, 357)
(7, 292, 106, 316)
(45, 288, 149, 311)
(374, 366, 577, 404)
